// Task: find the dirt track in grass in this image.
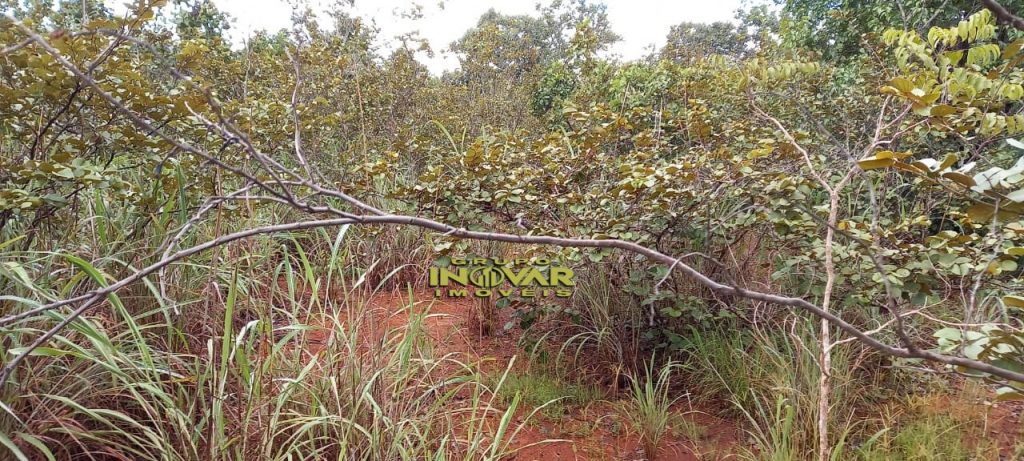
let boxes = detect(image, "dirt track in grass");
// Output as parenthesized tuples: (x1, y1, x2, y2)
(286, 285, 1022, 460)
(287, 288, 739, 460)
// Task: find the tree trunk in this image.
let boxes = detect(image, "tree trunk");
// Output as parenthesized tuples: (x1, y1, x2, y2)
(818, 192, 840, 461)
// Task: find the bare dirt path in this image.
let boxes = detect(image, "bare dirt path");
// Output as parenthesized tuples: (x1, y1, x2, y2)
(293, 288, 742, 460)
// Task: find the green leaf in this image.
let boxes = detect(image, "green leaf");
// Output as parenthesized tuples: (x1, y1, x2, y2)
(967, 203, 996, 221)
(857, 157, 895, 170)
(995, 386, 1024, 401)
(939, 153, 958, 170)
(941, 172, 975, 187)
(15, 433, 54, 461)
(930, 104, 957, 117)
(934, 327, 962, 341)
(1003, 295, 1024, 308)
(1008, 189, 1024, 202)
(0, 431, 29, 461)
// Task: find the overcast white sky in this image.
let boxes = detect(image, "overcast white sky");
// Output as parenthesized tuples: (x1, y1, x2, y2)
(108, 0, 746, 73)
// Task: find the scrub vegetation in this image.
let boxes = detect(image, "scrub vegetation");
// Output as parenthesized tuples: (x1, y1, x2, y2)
(2, 0, 1024, 459)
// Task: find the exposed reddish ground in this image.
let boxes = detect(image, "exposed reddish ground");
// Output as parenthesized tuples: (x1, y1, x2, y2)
(277, 283, 1022, 460)
(287, 287, 741, 460)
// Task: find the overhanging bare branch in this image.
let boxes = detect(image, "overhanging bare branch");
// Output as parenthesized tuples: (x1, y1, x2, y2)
(981, 0, 1024, 31)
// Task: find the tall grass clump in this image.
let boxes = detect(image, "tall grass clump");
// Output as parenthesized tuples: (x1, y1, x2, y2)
(620, 357, 683, 460)
(559, 262, 645, 390)
(678, 319, 875, 460)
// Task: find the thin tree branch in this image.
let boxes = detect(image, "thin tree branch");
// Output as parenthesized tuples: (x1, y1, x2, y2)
(981, 0, 1024, 31)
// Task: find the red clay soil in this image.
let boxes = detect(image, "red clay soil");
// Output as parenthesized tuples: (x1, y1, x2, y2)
(915, 390, 1024, 459)
(506, 403, 743, 461)
(990, 404, 1024, 457)
(289, 287, 741, 460)
(978, 402, 1024, 458)
(278, 284, 1023, 460)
